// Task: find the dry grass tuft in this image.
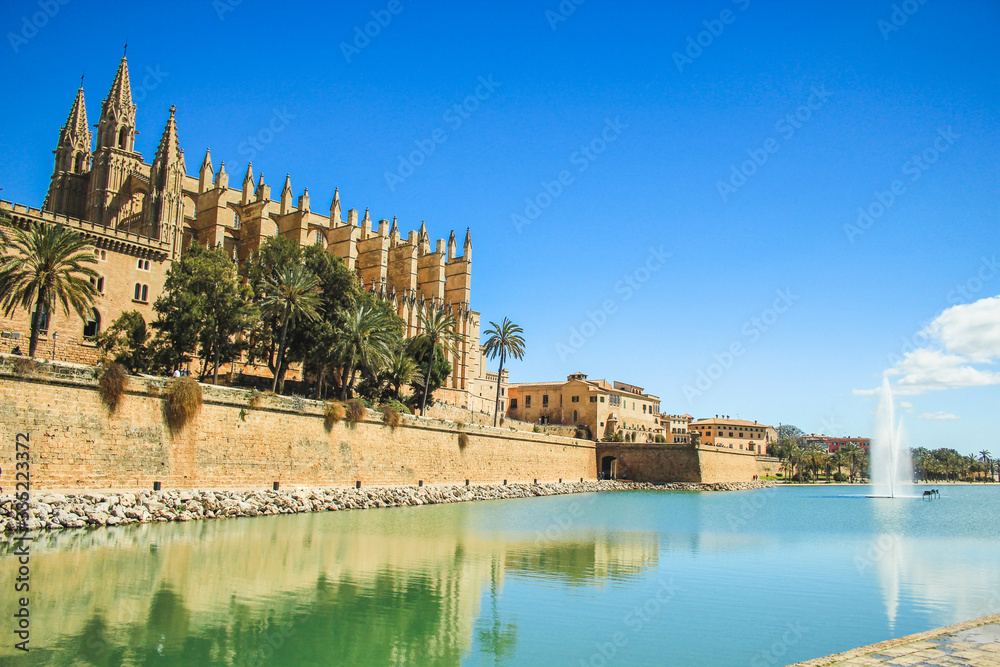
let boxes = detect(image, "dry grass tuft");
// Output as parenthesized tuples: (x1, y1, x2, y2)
(163, 377, 203, 431)
(458, 432, 470, 449)
(14, 357, 41, 378)
(379, 405, 402, 430)
(324, 401, 346, 431)
(97, 361, 128, 412)
(345, 399, 366, 424)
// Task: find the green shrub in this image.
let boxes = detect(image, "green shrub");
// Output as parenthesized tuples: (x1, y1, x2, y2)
(833, 472, 847, 482)
(574, 428, 587, 439)
(532, 425, 541, 433)
(355, 396, 372, 409)
(380, 405, 402, 430)
(384, 399, 411, 415)
(346, 399, 366, 424)
(458, 432, 470, 449)
(97, 361, 128, 413)
(163, 377, 202, 431)
(324, 401, 346, 431)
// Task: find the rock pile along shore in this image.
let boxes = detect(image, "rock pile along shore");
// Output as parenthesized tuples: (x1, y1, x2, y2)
(0, 480, 774, 533)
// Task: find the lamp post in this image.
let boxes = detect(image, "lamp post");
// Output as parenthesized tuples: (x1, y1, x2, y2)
(52, 331, 58, 361)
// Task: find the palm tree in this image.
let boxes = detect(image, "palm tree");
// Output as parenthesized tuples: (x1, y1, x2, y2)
(384, 348, 418, 401)
(414, 309, 461, 416)
(979, 450, 992, 483)
(260, 264, 322, 393)
(332, 303, 397, 400)
(0, 221, 99, 358)
(482, 317, 526, 427)
(842, 443, 862, 483)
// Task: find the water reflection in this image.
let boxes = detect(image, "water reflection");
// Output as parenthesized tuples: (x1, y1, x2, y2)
(0, 502, 658, 666)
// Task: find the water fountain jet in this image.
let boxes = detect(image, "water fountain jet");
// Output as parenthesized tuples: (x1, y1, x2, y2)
(869, 376, 913, 498)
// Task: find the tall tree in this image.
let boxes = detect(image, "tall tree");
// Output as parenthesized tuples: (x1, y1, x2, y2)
(331, 303, 398, 400)
(151, 245, 258, 383)
(482, 317, 526, 427)
(95, 310, 152, 373)
(414, 309, 461, 416)
(384, 348, 418, 401)
(0, 221, 98, 357)
(260, 264, 323, 393)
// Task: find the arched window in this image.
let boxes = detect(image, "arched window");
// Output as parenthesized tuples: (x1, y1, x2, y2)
(83, 309, 101, 339)
(89, 275, 104, 294)
(572, 410, 578, 423)
(31, 303, 49, 333)
(118, 127, 128, 150)
(315, 230, 323, 245)
(142, 285, 148, 302)
(134, 283, 149, 302)
(74, 152, 85, 173)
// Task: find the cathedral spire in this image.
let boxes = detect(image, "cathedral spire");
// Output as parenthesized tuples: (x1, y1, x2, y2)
(330, 187, 342, 225)
(151, 105, 181, 168)
(96, 54, 136, 151)
(280, 174, 293, 214)
(463, 227, 472, 262)
(242, 162, 254, 204)
(53, 84, 92, 174)
(215, 160, 229, 189)
(447, 229, 457, 261)
(199, 148, 214, 192)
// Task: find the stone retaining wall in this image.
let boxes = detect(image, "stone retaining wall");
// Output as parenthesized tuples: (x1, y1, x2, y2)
(0, 357, 595, 491)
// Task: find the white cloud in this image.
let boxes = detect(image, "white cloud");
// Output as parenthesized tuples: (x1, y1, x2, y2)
(854, 295, 1000, 397)
(917, 412, 960, 421)
(923, 296, 1000, 363)
(899, 401, 913, 408)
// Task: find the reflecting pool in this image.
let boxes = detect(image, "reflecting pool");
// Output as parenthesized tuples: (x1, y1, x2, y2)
(2, 485, 998, 666)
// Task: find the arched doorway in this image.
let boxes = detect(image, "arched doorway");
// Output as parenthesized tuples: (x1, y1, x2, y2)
(600, 456, 617, 480)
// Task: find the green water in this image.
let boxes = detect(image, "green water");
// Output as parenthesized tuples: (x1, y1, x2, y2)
(2, 485, 999, 666)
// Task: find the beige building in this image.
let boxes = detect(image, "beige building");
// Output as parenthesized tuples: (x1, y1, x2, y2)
(660, 413, 693, 444)
(0, 54, 504, 414)
(507, 373, 662, 442)
(689, 417, 774, 454)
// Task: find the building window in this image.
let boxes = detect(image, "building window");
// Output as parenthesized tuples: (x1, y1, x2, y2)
(137, 259, 150, 271)
(510, 398, 518, 409)
(315, 230, 323, 245)
(600, 396, 605, 403)
(134, 283, 149, 302)
(30, 303, 49, 333)
(573, 410, 578, 422)
(118, 127, 128, 149)
(89, 275, 105, 294)
(571, 396, 579, 403)
(83, 309, 101, 339)
(234, 212, 241, 229)
(542, 395, 549, 407)
(525, 396, 532, 408)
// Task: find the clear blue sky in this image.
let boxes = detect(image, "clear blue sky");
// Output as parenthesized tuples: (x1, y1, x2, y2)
(2, 0, 998, 454)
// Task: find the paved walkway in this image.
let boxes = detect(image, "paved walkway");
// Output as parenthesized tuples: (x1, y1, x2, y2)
(792, 614, 1000, 666)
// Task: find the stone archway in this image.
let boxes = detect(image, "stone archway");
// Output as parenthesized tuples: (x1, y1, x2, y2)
(601, 456, 617, 480)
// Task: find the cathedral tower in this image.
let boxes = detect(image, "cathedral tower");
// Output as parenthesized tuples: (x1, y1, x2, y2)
(43, 82, 92, 219)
